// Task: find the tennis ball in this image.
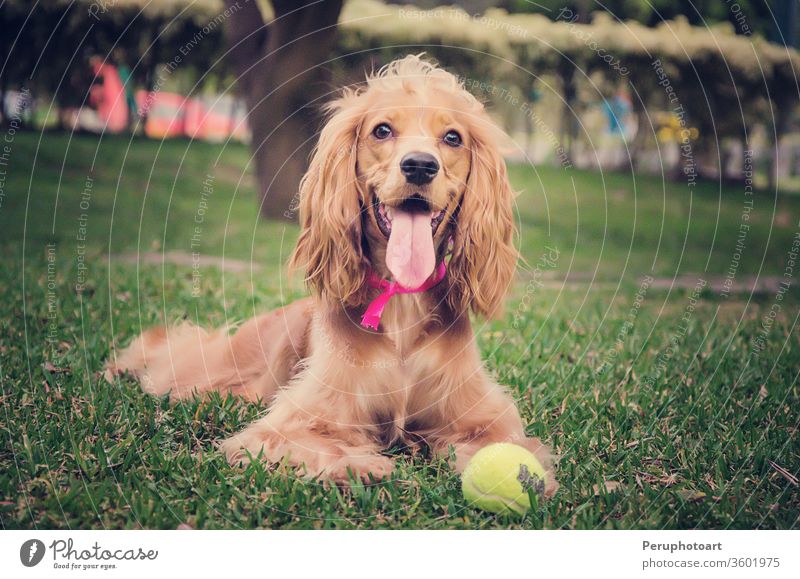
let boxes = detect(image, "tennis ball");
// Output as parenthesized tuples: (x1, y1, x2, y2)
(461, 442, 547, 515)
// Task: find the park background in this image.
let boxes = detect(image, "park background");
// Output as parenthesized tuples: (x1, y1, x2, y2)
(0, 0, 799, 529)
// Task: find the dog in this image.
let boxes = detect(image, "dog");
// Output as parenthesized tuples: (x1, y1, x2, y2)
(106, 55, 557, 495)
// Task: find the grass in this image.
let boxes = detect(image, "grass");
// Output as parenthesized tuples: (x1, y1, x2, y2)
(1, 131, 799, 529)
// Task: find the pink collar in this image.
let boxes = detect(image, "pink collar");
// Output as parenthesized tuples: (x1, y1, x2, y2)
(360, 261, 447, 330)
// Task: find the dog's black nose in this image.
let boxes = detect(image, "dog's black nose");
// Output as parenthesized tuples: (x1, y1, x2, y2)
(400, 152, 439, 185)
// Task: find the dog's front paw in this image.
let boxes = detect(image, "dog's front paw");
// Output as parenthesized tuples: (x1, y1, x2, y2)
(220, 425, 395, 485)
(220, 427, 278, 466)
(324, 454, 395, 484)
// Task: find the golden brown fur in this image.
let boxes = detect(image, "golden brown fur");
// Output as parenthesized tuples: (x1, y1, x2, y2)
(106, 55, 557, 495)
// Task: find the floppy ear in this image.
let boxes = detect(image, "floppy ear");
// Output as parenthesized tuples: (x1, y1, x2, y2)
(447, 123, 518, 319)
(289, 94, 367, 307)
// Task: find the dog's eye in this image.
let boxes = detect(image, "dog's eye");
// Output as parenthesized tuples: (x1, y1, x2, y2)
(372, 123, 393, 140)
(443, 130, 462, 147)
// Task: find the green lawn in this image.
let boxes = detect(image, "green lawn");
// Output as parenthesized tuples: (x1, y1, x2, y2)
(1, 131, 798, 529)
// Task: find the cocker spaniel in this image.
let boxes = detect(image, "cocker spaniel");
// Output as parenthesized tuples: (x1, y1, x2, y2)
(106, 55, 557, 495)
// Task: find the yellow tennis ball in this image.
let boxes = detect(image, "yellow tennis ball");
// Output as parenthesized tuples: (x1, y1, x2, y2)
(461, 442, 547, 515)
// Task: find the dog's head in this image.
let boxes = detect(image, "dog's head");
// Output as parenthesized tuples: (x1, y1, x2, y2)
(290, 55, 517, 319)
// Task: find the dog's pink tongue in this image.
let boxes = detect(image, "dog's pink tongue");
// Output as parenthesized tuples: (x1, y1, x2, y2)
(386, 207, 435, 288)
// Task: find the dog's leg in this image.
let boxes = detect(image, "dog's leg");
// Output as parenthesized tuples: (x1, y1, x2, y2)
(221, 369, 395, 483)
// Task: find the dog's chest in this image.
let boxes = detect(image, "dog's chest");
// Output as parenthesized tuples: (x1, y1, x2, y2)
(380, 293, 436, 359)
(370, 295, 449, 424)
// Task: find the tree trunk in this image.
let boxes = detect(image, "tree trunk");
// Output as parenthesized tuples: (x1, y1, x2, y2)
(139, 20, 163, 130)
(225, 0, 343, 221)
(767, 105, 790, 192)
(629, 105, 649, 171)
(557, 62, 576, 167)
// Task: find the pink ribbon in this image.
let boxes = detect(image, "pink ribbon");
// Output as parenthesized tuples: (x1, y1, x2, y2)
(360, 261, 447, 330)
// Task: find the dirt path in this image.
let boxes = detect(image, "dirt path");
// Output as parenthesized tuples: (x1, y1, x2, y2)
(116, 251, 789, 295)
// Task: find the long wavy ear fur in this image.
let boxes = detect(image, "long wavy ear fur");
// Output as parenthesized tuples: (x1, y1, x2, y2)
(447, 118, 518, 319)
(289, 92, 367, 307)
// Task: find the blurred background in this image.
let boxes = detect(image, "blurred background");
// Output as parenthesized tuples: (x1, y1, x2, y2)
(2, 0, 799, 213)
(1, 0, 799, 295)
